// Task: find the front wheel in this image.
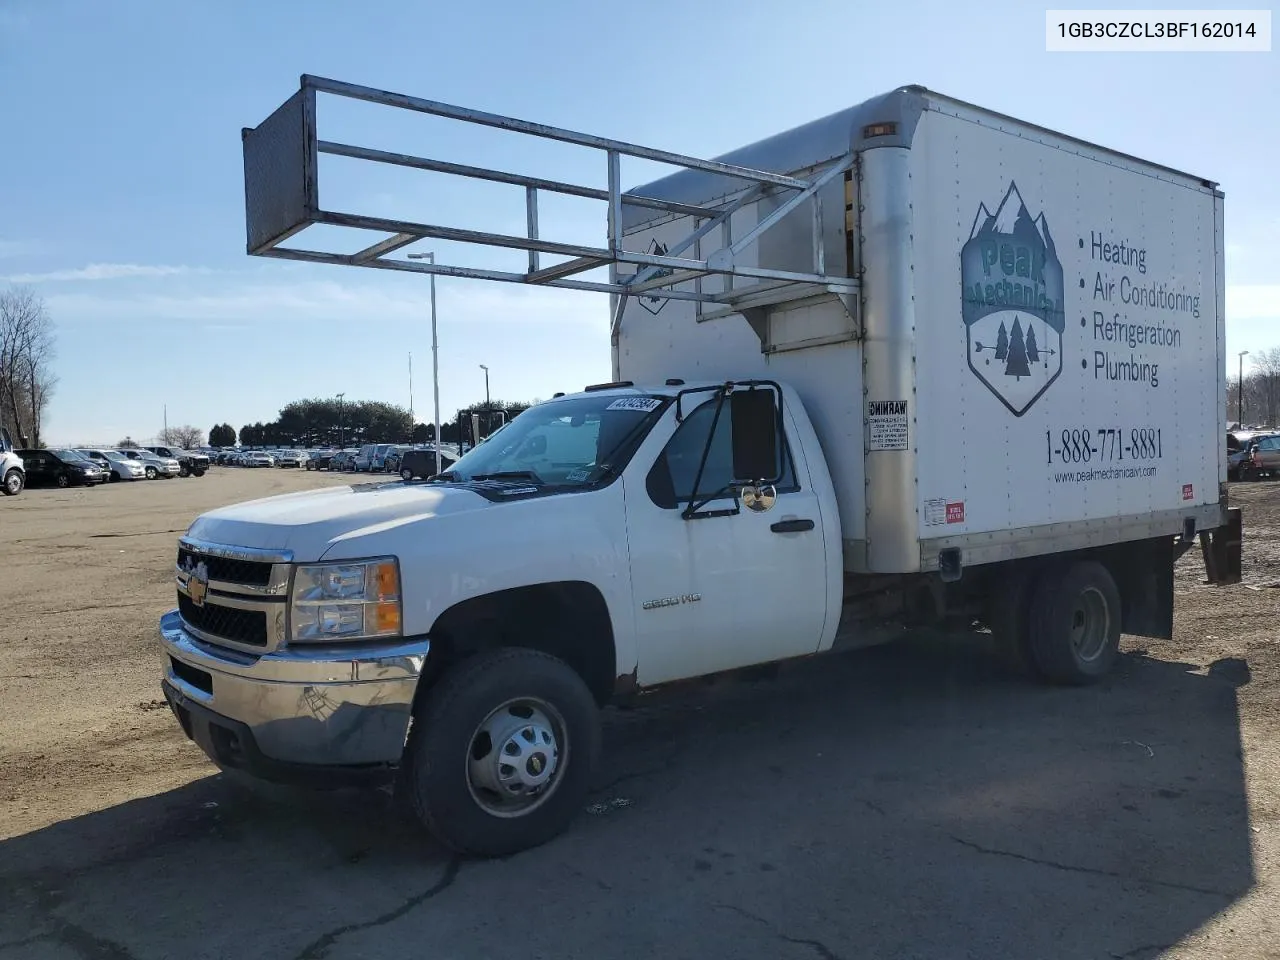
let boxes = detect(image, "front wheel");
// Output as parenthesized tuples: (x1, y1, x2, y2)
(1028, 561, 1122, 685)
(145, 466, 158, 480)
(403, 648, 601, 858)
(179, 463, 190, 478)
(192, 468, 205, 477)
(401, 468, 414, 481)
(2, 469, 23, 496)
(56, 473, 70, 488)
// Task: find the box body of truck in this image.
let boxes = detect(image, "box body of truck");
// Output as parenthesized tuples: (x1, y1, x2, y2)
(614, 86, 1227, 577)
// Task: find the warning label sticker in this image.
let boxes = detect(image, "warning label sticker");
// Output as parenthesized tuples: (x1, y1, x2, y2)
(924, 499, 946, 526)
(868, 399, 908, 452)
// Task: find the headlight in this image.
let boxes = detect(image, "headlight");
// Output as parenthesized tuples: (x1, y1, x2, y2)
(289, 557, 402, 643)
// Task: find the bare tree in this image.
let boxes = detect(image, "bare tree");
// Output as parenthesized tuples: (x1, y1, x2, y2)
(0, 286, 58, 447)
(1250, 348, 1280, 428)
(159, 424, 204, 449)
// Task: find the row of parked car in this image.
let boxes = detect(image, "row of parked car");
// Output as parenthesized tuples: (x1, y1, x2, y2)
(206, 442, 460, 480)
(0, 433, 211, 496)
(1227, 429, 1279, 482)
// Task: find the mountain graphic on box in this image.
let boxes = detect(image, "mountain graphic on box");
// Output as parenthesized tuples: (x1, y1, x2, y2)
(968, 183, 1057, 258)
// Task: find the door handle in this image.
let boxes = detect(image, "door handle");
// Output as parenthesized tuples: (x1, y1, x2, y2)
(770, 518, 814, 533)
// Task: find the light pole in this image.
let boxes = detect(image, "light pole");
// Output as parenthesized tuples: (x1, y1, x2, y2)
(336, 392, 345, 450)
(407, 251, 442, 475)
(479, 364, 491, 440)
(1238, 351, 1250, 426)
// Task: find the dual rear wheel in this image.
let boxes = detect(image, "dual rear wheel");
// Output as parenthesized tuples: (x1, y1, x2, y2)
(990, 560, 1122, 684)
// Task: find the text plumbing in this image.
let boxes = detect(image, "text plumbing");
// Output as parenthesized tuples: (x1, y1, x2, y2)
(1084, 231, 1198, 389)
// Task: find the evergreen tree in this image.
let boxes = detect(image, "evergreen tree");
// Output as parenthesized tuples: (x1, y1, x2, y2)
(1025, 321, 1040, 363)
(1005, 317, 1031, 379)
(994, 320, 1009, 361)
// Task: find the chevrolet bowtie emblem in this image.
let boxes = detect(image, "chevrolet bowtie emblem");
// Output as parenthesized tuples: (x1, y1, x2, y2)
(186, 560, 210, 608)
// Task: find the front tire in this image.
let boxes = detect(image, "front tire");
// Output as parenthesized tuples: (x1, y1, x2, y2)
(401, 468, 414, 481)
(145, 466, 158, 480)
(3, 469, 23, 496)
(1028, 560, 1122, 685)
(179, 463, 190, 478)
(403, 648, 601, 858)
(56, 473, 70, 488)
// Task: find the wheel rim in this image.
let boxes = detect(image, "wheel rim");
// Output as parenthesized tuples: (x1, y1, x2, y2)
(465, 698, 567, 818)
(4, 473, 19, 494)
(57, 474, 69, 487)
(146, 467, 156, 479)
(1070, 586, 1111, 663)
(402, 469, 413, 481)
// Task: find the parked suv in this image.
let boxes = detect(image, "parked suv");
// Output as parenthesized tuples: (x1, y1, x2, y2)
(397, 447, 458, 480)
(78, 448, 146, 482)
(121, 448, 181, 479)
(1, 428, 24, 496)
(1241, 435, 1280, 481)
(16, 448, 106, 487)
(146, 446, 209, 477)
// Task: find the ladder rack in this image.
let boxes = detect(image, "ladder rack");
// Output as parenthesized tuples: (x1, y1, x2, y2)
(242, 75, 859, 328)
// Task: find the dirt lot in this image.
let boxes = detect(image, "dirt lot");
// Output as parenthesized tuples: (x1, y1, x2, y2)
(1, 470, 1279, 959)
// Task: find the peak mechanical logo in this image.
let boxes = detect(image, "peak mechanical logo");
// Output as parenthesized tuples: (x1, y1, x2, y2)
(961, 182, 1066, 416)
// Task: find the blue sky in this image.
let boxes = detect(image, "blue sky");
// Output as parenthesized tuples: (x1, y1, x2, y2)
(0, 0, 1275, 445)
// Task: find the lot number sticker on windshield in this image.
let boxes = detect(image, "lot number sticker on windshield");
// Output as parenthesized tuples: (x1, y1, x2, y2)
(607, 398, 662, 412)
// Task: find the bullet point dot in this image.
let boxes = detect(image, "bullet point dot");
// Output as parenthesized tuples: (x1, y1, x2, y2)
(1081, 358, 1088, 369)
(1079, 278, 1086, 288)
(1078, 238, 1084, 248)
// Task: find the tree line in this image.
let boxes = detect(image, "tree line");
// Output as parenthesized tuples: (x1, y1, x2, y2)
(1229, 347, 1280, 428)
(0, 287, 57, 447)
(211, 397, 534, 449)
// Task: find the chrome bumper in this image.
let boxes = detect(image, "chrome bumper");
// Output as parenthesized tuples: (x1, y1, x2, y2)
(159, 610, 428, 775)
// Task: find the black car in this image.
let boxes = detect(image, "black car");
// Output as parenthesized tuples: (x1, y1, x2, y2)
(398, 448, 457, 480)
(305, 451, 335, 471)
(15, 448, 106, 488)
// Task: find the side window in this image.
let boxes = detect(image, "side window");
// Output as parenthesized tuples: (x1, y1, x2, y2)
(1260, 438, 1279, 452)
(646, 397, 797, 509)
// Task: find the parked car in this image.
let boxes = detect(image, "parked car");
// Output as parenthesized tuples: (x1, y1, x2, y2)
(119, 448, 181, 479)
(329, 449, 357, 471)
(1, 428, 24, 496)
(353, 444, 377, 472)
(382, 445, 413, 474)
(397, 447, 458, 481)
(305, 450, 336, 470)
(78, 448, 146, 482)
(1241, 434, 1280, 481)
(245, 452, 275, 468)
(15, 448, 106, 487)
(146, 446, 209, 477)
(277, 450, 307, 468)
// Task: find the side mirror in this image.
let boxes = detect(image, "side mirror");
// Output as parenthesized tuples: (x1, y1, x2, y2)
(730, 388, 781, 484)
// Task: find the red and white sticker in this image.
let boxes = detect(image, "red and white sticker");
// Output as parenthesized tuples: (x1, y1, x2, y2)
(1182, 483, 1194, 501)
(946, 501, 966, 524)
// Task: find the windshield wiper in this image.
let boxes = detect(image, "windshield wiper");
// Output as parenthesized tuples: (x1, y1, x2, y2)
(427, 470, 460, 482)
(471, 470, 543, 483)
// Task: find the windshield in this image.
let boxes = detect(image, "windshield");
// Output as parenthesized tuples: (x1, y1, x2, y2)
(52, 449, 87, 461)
(441, 393, 667, 487)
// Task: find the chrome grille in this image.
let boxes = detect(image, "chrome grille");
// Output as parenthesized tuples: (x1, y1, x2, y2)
(175, 538, 292, 652)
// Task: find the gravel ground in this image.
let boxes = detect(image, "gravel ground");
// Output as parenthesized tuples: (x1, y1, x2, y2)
(1, 470, 1277, 959)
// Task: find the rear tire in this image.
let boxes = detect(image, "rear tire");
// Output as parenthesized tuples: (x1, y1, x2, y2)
(987, 565, 1044, 679)
(403, 648, 601, 858)
(3, 469, 23, 496)
(109, 470, 120, 482)
(179, 464, 190, 478)
(1028, 560, 1122, 685)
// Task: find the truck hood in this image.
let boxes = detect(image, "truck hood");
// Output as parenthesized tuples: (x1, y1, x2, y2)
(185, 480, 492, 559)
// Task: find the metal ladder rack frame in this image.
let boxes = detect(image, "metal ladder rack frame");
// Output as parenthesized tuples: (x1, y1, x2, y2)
(242, 75, 860, 335)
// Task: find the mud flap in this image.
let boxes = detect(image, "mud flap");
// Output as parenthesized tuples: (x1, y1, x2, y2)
(1200, 507, 1243, 586)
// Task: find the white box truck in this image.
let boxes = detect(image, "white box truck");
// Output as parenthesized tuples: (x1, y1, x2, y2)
(158, 79, 1241, 857)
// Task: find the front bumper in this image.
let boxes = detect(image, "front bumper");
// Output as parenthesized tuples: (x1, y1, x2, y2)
(159, 610, 428, 785)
